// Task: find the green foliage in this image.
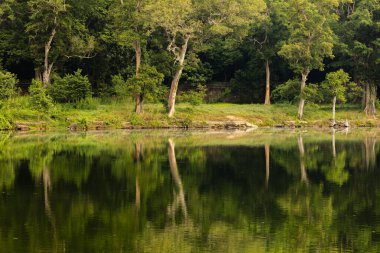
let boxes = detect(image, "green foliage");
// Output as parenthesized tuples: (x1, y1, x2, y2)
(114, 65, 165, 102)
(276, 0, 338, 74)
(28, 79, 53, 112)
(182, 54, 213, 87)
(346, 82, 363, 104)
(177, 84, 207, 106)
(272, 79, 322, 104)
(321, 69, 361, 104)
(0, 70, 18, 100)
(112, 74, 129, 98)
(25, 0, 95, 68)
(129, 114, 144, 126)
(272, 79, 299, 103)
(0, 114, 12, 130)
(49, 70, 92, 103)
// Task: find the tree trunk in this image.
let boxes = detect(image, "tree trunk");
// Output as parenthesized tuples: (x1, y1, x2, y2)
(364, 83, 377, 116)
(134, 40, 141, 76)
(298, 71, 309, 119)
(134, 40, 143, 114)
(332, 96, 337, 126)
(265, 144, 270, 187)
(42, 18, 57, 88)
(135, 95, 143, 114)
(35, 68, 42, 82)
(264, 60, 271, 105)
(168, 34, 190, 118)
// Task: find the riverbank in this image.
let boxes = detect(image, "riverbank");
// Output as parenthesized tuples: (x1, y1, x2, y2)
(1, 98, 378, 131)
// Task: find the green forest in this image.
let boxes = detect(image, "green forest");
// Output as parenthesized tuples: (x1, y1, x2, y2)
(0, 0, 379, 129)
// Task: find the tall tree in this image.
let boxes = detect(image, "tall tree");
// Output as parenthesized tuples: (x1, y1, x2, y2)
(109, 0, 149, 113)
(333, 0, 380, 116)
(321, 69, 358, 126)
(25, 0, 95, 86)
(145, 0, 266, 117)
(276, 0, 338, 119)
(252, 0, 287, 105)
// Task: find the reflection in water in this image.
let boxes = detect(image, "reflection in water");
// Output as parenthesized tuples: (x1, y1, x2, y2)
(332, 129, 336, 158)
(0, 131, 379, 252)
(43, 167, 58, 252)
(364, 135, 377, 170)
(265, 144, 270, 187)
(297, 135, 308, 184)
(134, 142, 143, 212)
(167, 139, 188, 220)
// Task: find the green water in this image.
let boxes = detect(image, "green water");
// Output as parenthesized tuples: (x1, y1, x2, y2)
(0, 130, 380, 253)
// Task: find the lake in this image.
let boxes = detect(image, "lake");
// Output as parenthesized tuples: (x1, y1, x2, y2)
(0, 129, 379, 253)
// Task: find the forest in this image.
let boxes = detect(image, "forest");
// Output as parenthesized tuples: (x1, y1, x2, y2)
(0, 0, 379, 129)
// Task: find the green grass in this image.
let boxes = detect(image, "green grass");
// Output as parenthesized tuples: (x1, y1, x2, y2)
(1, 97, 378, 130)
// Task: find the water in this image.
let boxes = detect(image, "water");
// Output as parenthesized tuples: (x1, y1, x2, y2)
(0, 130, 380, 253)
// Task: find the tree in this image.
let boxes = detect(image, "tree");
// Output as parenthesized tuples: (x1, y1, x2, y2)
(321, 69, 358, 126)
(25, 0, 95, 86)
(49, 70, 92, 103)
(113, 65, 165, 113)
(0, 0, 14, 23)
(144, 0, 266, 117)
(0, 70, 19, 100)
(276, 0, 338, 119)
(333, 0, 380, 116)
(108, 0, 149, 113)
(252, 0, 287, 105)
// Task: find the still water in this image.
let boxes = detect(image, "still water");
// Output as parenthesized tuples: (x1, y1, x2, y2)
(0, 129, 380, 253)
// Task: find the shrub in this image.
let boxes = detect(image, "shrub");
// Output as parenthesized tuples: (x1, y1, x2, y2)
(272, 79, 322, 104)
(272, 79, 300, 103)
(112, 65, 166, 103)
(49, 70, 92, 103)
(0, 70, 19, 100)
(29, 80, 54, 112)
(177, 84, 207, 106)
(112, 74, 129, 98)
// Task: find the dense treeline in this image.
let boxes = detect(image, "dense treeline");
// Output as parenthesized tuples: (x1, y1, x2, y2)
(0, 0, 379, 119)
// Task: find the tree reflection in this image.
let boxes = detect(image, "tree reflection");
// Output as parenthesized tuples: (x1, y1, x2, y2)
(168, 139, 188, 220)
(363, 135, 377, 170)
(297, 135, 308, 184)
(265, 144, 270, 187)
(0, 132, 379, 252)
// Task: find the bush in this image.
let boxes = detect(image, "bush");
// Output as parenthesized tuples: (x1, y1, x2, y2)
(177, 84, 207, 106)
(112, 74, 128, 98)
(272, 79, 322, 104)
(0, 70, 19, 100)
(272, 79, 300, 103)
(29, 80, 54, 112)
(112, 65, 166, 102)
(49, 70, 92, 103)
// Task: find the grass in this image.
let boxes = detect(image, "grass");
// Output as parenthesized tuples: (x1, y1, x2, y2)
(1, 96, 379, 131)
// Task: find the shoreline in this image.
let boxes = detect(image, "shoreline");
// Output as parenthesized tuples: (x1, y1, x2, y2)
(2, 102, 379, 132)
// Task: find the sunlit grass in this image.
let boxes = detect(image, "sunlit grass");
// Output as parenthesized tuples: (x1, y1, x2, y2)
(1, 96, 377, 129)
